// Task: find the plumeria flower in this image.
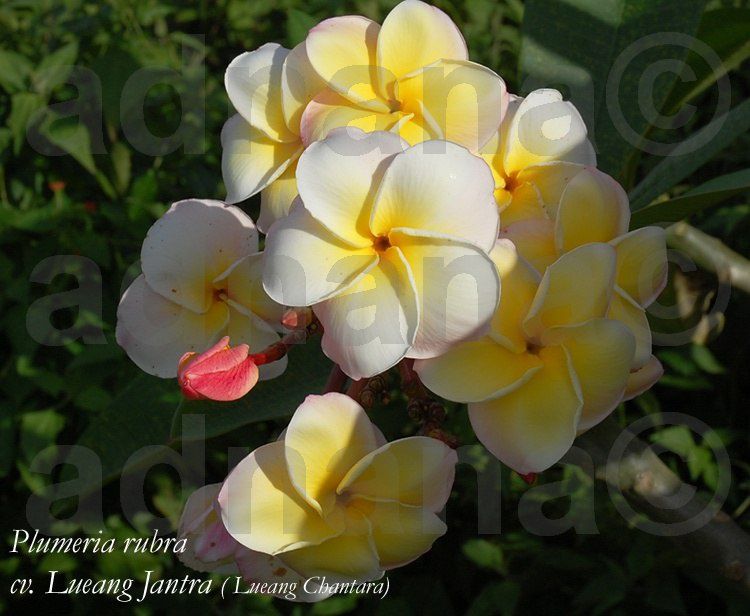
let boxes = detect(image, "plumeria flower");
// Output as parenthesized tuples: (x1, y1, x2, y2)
(302, 0, 507, 150)
(178, 483, 332, 602)
(116, 199, 288, 379)
(262, 128, 500, 379)
(223, 42, 324, 230)
(497, 166, 668, 369)
(415, 241, 642, 474)
(218, 393, 456, 583)
(478, 89, 596, 218)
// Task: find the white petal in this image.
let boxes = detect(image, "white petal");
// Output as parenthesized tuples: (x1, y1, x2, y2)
(314, 248, 419, 380)
(392, 229, 500, 359)
(221, 114, 302, 204)
(262, 202, 378, 307)
(116, 275, 229, 378)
(371, 140, 499, 252)
(141, 198, 258, 314)
(297, 128, 406, 246)
(226, 307, 287, 381)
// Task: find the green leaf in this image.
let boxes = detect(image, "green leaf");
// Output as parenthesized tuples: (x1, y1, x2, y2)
(650, 425, 694, 457)
(519, 0, 706, 183)
(8, 92, 45, 155)
(111, 141, 132, 195)
(664, 8, 750, 112)
(466, 581, 520, 616)
(39, 112, 97, 175)
(64, 373, 181, 496)
(462, 539, 506, 574)
(172, 339, 331, 441)
(0, 49, 33, 93)
(690, 344, 724, 375)
(286, 9, 317, 47)
(629, 98, 750, 209)
(20, 409, 65, 462)
(33, 41, 79, 96)
(630, 168, 750, 228)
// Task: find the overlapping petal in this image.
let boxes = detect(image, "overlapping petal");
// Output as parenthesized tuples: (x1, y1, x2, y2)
(611, 227, 668, 307)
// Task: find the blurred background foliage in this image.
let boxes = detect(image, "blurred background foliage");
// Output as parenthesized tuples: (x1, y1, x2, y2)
(1, 0, 750, 614)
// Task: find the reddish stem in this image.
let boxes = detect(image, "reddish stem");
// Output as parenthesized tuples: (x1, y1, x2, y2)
(324, 365, 348, 394)
(249, 315, 321, 366)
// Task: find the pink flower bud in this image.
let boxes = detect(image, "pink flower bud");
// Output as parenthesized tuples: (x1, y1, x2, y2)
(177, 336, 259, 401)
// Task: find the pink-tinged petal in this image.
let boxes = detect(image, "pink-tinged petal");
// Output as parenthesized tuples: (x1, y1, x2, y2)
(116, 275, 229, 378)
(314, 247, 419, 380)
(392, 229, 500, 359)
(523, 243, 616, 340)
(178, 337, 259, 401)
(219, 441, 343, 555)
(623, 355, 663, 401)
(469, 345, 583, 474)
(281, 41, 325, 133)
(555, 168, 630, 253)
(178, 484, 240, 574)
(225, 44, 298, 142)
(221, 114, 302, 205)
(610, 226, 668, 307)
(377, 0, 467, 81)
(263, 202, 379, 307)
(284, 393, 379, 515)
(305, 16, 390, 111)
(397, 60, 508, 151)
(296, 127, 406, 246)
(337, 436, 457, 511)
(370, 140, 499, 252)
(141, 198, 258, 313)
(542, 319, 635, 431)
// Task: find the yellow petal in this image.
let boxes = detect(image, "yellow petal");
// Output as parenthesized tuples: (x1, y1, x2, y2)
(258, 160, 298, 233)
(516, 161, 586, 215)
(523, 243, 616, 340)
(306, 16, 390, 111)
(284, 393, 379, 516)
(377, 0, 467, 87)
(469, 345, 582, 473)
(398, 59, 507, 151)
(500, 181, 546, 226)
(218, 441, 342, 555)
(351, 498, 446, 568)
(543, 319, 635, 430)
(606, 287, 653, 369)
(499, 218, 556, 275)
(488, 239, 542, 353)
(338, 437, 457, 511)
(221, 114, 302, 204)
(611, 227, 668, 307)
(555, 168, 630, 253)
(281, 513, 382, 582)
(414, 336, 541, 403)
(623, 355, 663, 400)
(299, 89, 398, 146)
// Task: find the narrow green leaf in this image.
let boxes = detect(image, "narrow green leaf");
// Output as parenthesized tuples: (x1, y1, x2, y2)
(664, 8, 750, 112)
(8, 92, 45, 155)
(520, 0, 706, 183)
(630, 168, 750, 228)
(629, 98, 750, 209)
(173, 338, 331, 441)
(39, 112, 97, 175)
(33, 41, 79, 95)
(0, 49, 33, 93)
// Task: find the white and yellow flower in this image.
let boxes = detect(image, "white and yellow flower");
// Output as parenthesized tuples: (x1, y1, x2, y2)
(415, 241, 641, 473)
(262, 128, 501, 379)
(219, 392, 456, 582)
(116, 199, 287, 379)
(478, 88, 596, 216)
(221, 0, 508, 231)
(223, 42, 323, 230)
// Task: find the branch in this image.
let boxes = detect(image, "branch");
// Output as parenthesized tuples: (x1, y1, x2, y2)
(577, 417, 750, 595)
(667, 222, 750, 294)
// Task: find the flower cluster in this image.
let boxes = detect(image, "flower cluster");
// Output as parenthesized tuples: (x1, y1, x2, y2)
(116, 0, 668, 599)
